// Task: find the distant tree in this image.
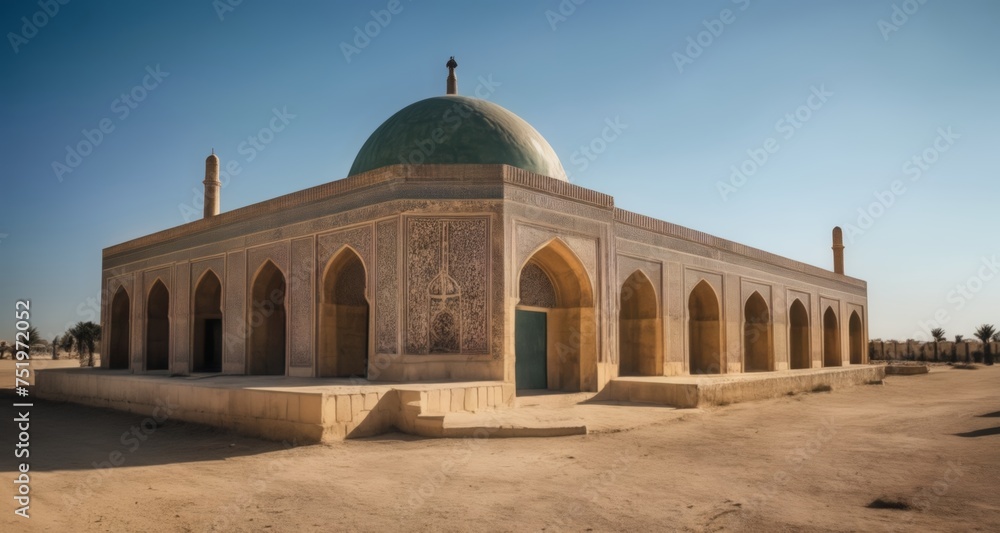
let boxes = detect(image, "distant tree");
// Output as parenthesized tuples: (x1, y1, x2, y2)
(993, 332, 1000, 343)
(60, 333, 75, 357)
(974, 324, 996, 365)
(0, 341, 7, 359)
(24, 326, 45, 353)
(70, 321, 101, 367)
(930, 328, 946, 361)
(953, 334, 965, 362)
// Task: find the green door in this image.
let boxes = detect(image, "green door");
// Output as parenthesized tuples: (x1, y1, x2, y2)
(515, 310, 547, 390)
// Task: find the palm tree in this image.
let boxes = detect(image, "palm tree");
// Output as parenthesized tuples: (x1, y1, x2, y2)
(69, 321, 101, 367)
(60, 334, 75, 358)
(974, 324, 996, 365)
(25, 326, 45, 353)
(953, 335, 965, 362)
(930, 328, 946, 361)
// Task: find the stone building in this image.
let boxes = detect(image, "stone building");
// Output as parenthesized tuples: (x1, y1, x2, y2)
(99, 60, 868, 394)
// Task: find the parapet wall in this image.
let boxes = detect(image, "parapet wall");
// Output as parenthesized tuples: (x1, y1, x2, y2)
(870, 340, 1000, 362)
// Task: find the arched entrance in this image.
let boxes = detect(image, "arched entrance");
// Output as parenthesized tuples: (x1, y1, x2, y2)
(789, 299, 811, 369)
(619, 270, 661, 376)
(849, 311, 863, 364)
(109, 286, 130, 369)
(823, 307, 841, 367)
(249, 261, 286, 375)
(515, 240, 596, 393)
(688, 280, 721, 375)
(146, 280, 170, 371)
(319, 248, 369, 378)
(192, 270, 223, 373)
(743, 292, 772, 372)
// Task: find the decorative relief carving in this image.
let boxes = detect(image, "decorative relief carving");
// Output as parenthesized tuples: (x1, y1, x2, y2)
(515, 224, 598, 295)
(143, 267, 172, 295)
(617, 255, 661, 296)
(290, 237, 314, 367)
(173, 263, 190, 367)
(247, 242, 289, 280)
(428, 223, 463, 353)
(224, 250, 246, 365)
(317, 225, 373, 278)
(131, 275, 142, 368)
(191, 257, 225, 290)
(405, 217, 489, 355)
(375, 219, 399, 354)
(518, 262, 556, 308)
(335, 255, 368, 305)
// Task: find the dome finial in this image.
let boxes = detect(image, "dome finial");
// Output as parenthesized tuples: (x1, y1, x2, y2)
(446, 56, 458, 95)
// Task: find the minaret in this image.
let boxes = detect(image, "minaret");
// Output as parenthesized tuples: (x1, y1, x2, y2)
(446, 56, 458, 95)
(203, 150, 220, 218)
(832, 226, 845, 275)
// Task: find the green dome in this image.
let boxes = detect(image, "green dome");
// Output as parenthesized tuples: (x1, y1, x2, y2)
(349, 95, 567, 181)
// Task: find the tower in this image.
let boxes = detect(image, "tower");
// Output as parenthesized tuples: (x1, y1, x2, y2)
(832, 226, 844, 275)
(203, 150, 220, 218)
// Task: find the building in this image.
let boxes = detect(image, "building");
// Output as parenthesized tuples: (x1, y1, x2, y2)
(99, 59, 869, 396)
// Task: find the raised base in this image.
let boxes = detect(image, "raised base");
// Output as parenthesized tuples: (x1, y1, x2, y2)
(602, 365, 886, 408)
(34, 368, 513, 443)
(884, 365, 930, 375)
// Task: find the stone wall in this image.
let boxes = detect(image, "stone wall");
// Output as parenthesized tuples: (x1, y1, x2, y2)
(870, 340, 1000, 362)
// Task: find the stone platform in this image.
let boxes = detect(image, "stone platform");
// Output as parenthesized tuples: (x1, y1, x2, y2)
(601, 365, 886, 408)
(34, 368, 513, 443)
(34, 365, 885, 443)
(884, 364, 930, 375)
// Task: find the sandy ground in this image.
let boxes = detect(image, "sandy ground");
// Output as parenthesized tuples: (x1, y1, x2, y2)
(1, 361, 999, 532)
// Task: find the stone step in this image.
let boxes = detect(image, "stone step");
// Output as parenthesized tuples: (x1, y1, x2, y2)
(513, 391, 596, 409)
(440, 410, 587, 438)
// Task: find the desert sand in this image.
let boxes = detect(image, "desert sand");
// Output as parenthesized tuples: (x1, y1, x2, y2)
(2, 360, 998, 532)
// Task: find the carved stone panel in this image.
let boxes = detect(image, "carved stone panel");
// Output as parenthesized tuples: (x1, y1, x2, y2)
(518, 262, 556, 308)
(173, 263, 190, 369)
(405, 216, 489, 355)
(290, 237, 315, 367)
(375, 219, 399, 354)
(317, 225, 373, 282)
(131, 274, 143, 369)
(224, 250, 246, 368)
(515, 224, 598, 287)
(191, 257, 225, 291)
(617, 255, 662, 299)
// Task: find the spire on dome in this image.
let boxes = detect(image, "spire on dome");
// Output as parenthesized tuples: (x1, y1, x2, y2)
(446, 56, 458, 95)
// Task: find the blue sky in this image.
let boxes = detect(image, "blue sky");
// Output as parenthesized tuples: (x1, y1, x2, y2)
(1, 0, 997, 342)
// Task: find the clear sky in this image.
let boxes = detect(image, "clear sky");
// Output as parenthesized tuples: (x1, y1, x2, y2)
(1, 0, 997, 343)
